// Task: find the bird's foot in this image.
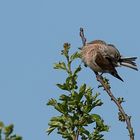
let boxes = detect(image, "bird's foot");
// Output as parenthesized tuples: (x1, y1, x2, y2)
(100, 72, 103, 76)
(94, 72, 103, 81)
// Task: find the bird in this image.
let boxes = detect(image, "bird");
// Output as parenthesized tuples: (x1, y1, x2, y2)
(80, 40, 138, 82)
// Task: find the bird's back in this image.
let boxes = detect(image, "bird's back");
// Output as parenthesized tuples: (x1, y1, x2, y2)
(82, 40, 121, 60)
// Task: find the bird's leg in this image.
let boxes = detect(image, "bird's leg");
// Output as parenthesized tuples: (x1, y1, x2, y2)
(94, 71, 100, 80)
(100, 72, 104, 76)
(94, 71, 103, 81)
(84, 64, 87, 67)
(94, 71, 98, 75)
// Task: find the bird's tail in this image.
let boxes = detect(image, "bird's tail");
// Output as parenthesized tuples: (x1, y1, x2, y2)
(111, 72, 124, 82)
(119, 57, 138, 71)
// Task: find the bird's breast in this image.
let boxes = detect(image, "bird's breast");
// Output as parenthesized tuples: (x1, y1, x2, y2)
(81, 46, 103, 72)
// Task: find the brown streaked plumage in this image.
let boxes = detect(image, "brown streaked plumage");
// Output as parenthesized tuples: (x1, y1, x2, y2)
(81, 40, 138, 81)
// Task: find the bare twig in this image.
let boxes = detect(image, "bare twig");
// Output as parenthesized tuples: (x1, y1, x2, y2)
(79, 28, 134, 140)
(96, 75, 134, 140)
(80, 27, 86, 46)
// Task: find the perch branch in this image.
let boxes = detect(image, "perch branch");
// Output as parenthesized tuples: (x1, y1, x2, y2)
(79, 28, 134, 140)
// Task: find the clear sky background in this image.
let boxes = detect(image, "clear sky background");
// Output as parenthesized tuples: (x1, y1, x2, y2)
(0, 0, 140, 140)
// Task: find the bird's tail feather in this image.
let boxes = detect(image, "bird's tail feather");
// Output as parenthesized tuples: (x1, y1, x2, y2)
(120, 57, 138, 71)
(111, 72, 124, 82)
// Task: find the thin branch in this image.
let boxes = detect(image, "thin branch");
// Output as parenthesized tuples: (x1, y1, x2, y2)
(79, 28, 134, 140)
(80, 27, 86, 46)
(96, 75, 134, 140)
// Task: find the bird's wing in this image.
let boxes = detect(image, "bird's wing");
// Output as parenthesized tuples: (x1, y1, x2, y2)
(102, 44, 121, 66)
(95, 51, 115, 71)
(105, 54, 119, 66)
(95, 52, 123, 81)
(106, 44, 121, 59)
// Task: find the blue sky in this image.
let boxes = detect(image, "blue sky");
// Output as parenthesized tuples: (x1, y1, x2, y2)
(0, 0, 140, 140)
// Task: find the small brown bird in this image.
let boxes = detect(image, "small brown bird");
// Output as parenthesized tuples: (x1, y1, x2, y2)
(81, 40, 138, 81)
